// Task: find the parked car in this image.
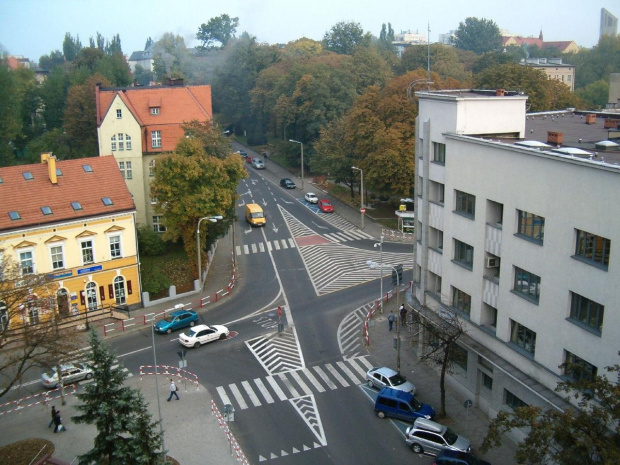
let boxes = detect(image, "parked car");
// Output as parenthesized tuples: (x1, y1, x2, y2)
(246, 155, 256, 164)
(154, 309, 199, 334)
(252, 159, 265, 169)
(318, 199, 334, 213)
(304, 192, 319, 204)
(433, 449, 491, 465)
(234, 150, 248, 158)
(179, 324, 230, 348)
(375, 387, 435, 422)
(41, 363, 93, 389)
(366, 366, 416, 394)
(280, 178, 296, 189)
(406, 418, 472, 456)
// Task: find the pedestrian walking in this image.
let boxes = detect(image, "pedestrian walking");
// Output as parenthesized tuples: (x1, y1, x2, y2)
(399, 304, 407, 325)
(167, 379, 180, 401)
(388, 311, 396, 331)
(48, 405, 57, 428)
(53, 410, 66, 433)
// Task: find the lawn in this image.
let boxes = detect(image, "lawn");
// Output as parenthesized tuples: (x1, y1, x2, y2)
(140, 243, 195, 298)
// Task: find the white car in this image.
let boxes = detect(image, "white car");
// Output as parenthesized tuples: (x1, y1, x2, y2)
(252, 159, 265, 169)
(304, 192, 319, 204)
(179, 324, 229, 348)
(366, 366, 416, 394)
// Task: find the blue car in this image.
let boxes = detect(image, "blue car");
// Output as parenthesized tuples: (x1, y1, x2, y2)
(375, 387, 436, 422)
(154, 310, 199, 334)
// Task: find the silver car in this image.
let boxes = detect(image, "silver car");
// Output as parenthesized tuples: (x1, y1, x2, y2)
(366, 366, 416, 394)
(41, 362, 93, 389)
(405, 418, 472, 456)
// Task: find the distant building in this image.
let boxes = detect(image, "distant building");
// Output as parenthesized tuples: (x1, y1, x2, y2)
(6, 55, 33, 70)
(502, 31, 579, 54)
(609, 73, 620, 110)
(128, 49, 154, 73)
(600, 8, 618, 39)
(520, 57, 576, 91)
(438, 30, 456, 45)
(392, 30, 429, 58)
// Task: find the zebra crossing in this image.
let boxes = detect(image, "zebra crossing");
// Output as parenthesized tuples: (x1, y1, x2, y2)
(323, 229, 374, 242)
(338, 303, 374, 360)
(214, 355, 372, 412)
(235, 238, 297, 256)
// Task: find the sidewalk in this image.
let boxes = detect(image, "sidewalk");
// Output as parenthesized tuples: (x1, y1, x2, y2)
(365, 296, 518, 464)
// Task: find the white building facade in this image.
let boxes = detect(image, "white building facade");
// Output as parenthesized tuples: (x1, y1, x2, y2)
(412, 90, 620, 421)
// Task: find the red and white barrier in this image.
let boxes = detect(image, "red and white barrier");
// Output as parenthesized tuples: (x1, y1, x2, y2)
(0, 384, 77, 417)
(362, 282, 412, 349)
(139, 365, 199, 389)
(211, 399, 249, 465)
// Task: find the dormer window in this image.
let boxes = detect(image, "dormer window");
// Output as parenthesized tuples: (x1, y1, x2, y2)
(151, 107, 160, 115)
(116, 109, 122, 119)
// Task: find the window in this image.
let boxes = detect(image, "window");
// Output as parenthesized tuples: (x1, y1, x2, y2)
(517, 210, 545, 243)
(71, 201, 83, 211)
(482, 372, 493, 390)
(150, 197, 157, 205)
(510, 320, 536, 355)
(433, 142, 445, 165)
(564, 351, 597, 383)
(113, 276, 126, 304)
(102, 197, 113, 206)
(149, 160, 156, 177)
(41, 206, 53, 215)
(82, 164, 93, 173)
(453, 239, 474, 269)
(109, 235, 121, 259)
(116, 109, 122, 118)
(153, 216, 166, 233)
(23, 171, 34, 180)
(111, 134, 117, 151)
(453, 344, 468, 371)
(9, 211, 21, 220)
(574, 230, 610, 268)
(455, 190, 475, 217)
(118, 133, 124, 151)
(19, 250, 34, 275)
(569, 292, 604, 334)
(151, 130, 161, 148)
(125, 134, 132, 150)
(513, 267, 541, 302)
(81, 239, 94, 265)
(505, 390, 528, 410)
(119, 161, 132, 180)
(50, 245, 64, 270)
(452, 287, 471, 316)
(151, 107, 160, 115)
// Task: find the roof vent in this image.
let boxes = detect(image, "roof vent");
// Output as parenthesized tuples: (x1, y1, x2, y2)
(496, 89, 505, 97)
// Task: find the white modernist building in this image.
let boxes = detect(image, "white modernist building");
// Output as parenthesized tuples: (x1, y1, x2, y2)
(412, 89, 620, 421)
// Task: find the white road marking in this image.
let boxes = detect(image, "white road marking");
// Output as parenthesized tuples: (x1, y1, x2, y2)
(312, 366, 337, 390)
(253, 378, 275, 404)
(325, 363, 349, 387)
(266, 375, 288, 401)
(229, 383, 248, 410)
(242, 380, 262, 407)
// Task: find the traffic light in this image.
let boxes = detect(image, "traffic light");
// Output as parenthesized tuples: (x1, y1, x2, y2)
(392, 264, 403, 286)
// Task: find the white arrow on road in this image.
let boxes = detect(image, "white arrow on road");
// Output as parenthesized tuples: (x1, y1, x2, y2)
(271, 224, 279, 233)
(262, 199, 268, 206)
(237, 199, 246, 207)
(312, 221, 328, 230)
(244, 227, 252, 235)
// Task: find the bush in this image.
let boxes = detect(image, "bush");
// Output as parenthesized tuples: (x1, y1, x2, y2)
(140, 266, 170, 295)
(137, 226, 166, 256)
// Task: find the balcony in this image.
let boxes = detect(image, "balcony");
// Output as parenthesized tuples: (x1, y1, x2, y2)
(485, 223, 502, 257)
(482, 276, 499, 308)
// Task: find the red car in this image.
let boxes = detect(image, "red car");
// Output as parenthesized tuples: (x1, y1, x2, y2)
(318, 199, 334, 213)
(246, 155, 255, 164)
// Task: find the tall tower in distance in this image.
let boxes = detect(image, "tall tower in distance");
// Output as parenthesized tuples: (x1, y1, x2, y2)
(600, 8, 618, 39)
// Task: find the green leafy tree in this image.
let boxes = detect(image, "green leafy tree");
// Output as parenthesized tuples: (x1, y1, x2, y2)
(0, 63, 22, 166)
(481, 358, 620, 465)
(62, 32, 82, 62)
(24, 128, 72, 163)
(575, 79, 609, 108)
(322, 21, 371, 55)
(137, 225, 166, 256)
(151, 33, 189, 82)
(73, 331, 164, 465)
(473, 49, 522, 74)
(11, 67, 45, 161)
(133, 64, 154, 86)
(149, 122, 246, 276)
(40, 65, 71, 131)
(400, 44, 470, 82)
(452, 17, 502, 55)
(196, 14, 239, 49)
(38, 50, 65, 71)
(105, 34, 123, 55)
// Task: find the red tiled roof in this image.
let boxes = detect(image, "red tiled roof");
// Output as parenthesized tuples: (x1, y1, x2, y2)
(0, 156, 135, 232)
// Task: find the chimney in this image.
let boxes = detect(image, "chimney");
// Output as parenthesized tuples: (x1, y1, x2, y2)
(496, 89, 505, 97)
(41, 152, 58, 184)
(547, 131, 563, 145)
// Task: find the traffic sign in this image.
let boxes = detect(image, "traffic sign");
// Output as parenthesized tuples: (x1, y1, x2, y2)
(360, 208, 366, 213)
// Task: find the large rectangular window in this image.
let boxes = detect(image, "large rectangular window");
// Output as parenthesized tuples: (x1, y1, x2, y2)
(452, 287, 471, 316)
(152, 130, 162, 148)
(510, 320, 536, 355)
(19, 250, 34, 275)
(109, 235, 121, 259)
(81, 240, 94, 265)
(433, 142, 445, 164)
(517, 210, 545, 243)
(153, 216, 166, 233)
(118, 161, 132, 180)
(569, 292, 604, 334)
(453, 239, 474, 269)
(50, 245, 64, 270)
(574, 230, 610, 269)
(564, 351, 597, 383)
(455, 190, 475, 217)
(513, 267, 541, 302)
(505, 390, 528, 410)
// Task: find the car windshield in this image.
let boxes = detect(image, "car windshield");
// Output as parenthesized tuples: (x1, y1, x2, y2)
(162, 316, 174, 323)
(388, 373, 408, 386)
(45, 369, 56, 378)
(444, 427, 459, 445)
(185, 328, 199, 337)
(251, 212, 264, 218)
(322, 202, 331, 206)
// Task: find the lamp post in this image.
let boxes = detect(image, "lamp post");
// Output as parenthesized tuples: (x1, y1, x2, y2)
(373, 236, 384, 313)
(367, 260, 402, 373)
(288, 139, 304, 190)
(196, 216, 223, 288)
(351, 166, 364, 229)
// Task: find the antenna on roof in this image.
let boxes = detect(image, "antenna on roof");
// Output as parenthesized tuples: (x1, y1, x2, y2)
(427, 22, 431, 90)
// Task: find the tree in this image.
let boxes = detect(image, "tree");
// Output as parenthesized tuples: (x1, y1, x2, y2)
(0, 63, 22, 166)
(322, 21, 371, 55)
(400, 44, 470, 82)
(452, 17, 502, 55)
(0, 255, 84, 398)
(575, 79, 609, 108)
(149, 122, 246, 276)
(72, 331, 164, 464)
(38, 50, 65, 71)
(40, 65, 70, 131)
(62, 33, 82, 62)
(481, 357, 620, 465)
(151, 33, 190, 82)
(196, 14, 239, 49)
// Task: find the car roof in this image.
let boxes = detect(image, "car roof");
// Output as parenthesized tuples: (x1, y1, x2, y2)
(190, 324, 211, 331)
(319, 199, 331, 203)
(306, 192, 317, 196)
(170, 309, 191, 316)
(372, 366, 398, 376)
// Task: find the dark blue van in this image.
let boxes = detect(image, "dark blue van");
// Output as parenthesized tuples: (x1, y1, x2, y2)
(374, 387, 435, 422)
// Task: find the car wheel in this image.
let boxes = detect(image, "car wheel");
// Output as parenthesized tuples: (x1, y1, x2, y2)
(166, 328, 172, 334)
(410, 443, 423, 454)
(367, 380, 374, 388)
(377, 411, 386, 419)
(190, 321, 195, 327)
(219, 333, 227, 340)
(193, 342, 201, 348)
(85, 373, 93, 380)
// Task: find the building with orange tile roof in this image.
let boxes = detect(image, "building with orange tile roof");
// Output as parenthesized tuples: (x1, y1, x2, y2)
(95, 82, 213, 227)
(0, 154, 141, 329)
(502, 31, 579, 54)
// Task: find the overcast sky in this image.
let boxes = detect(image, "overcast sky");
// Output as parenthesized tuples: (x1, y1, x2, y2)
(1, 0, 618, 61)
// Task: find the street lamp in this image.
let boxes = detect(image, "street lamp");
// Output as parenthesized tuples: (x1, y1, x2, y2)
(351, 166, 364, 229)
(367, 260, 402, 373)
(373, 236, 384, 313)
(288, 139, 304, 190)
(196, 216, 223, 288)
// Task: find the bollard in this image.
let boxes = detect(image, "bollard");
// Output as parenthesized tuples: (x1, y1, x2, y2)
(393, 336, 397, 350)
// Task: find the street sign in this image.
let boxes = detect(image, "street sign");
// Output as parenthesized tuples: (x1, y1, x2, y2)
(177, 350, 187, 360)
(224, 403, 235, 422)
(463, 399, 473, 408)
(360, 208, 366, 213)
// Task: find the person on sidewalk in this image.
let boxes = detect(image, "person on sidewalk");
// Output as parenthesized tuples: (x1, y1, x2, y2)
(399, 304, 407, 325)
(388, 311, 397, 331)
(53, 410, 66, 433)
(48, 405, 57, 428)
(167, 379, 180, 401)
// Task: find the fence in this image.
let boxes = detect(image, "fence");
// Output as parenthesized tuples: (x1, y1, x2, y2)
(139, 365, 199, 389)
(362, 281, 412, 349)
(0, 384, 77, 417)
(211, 399, 250, 465)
